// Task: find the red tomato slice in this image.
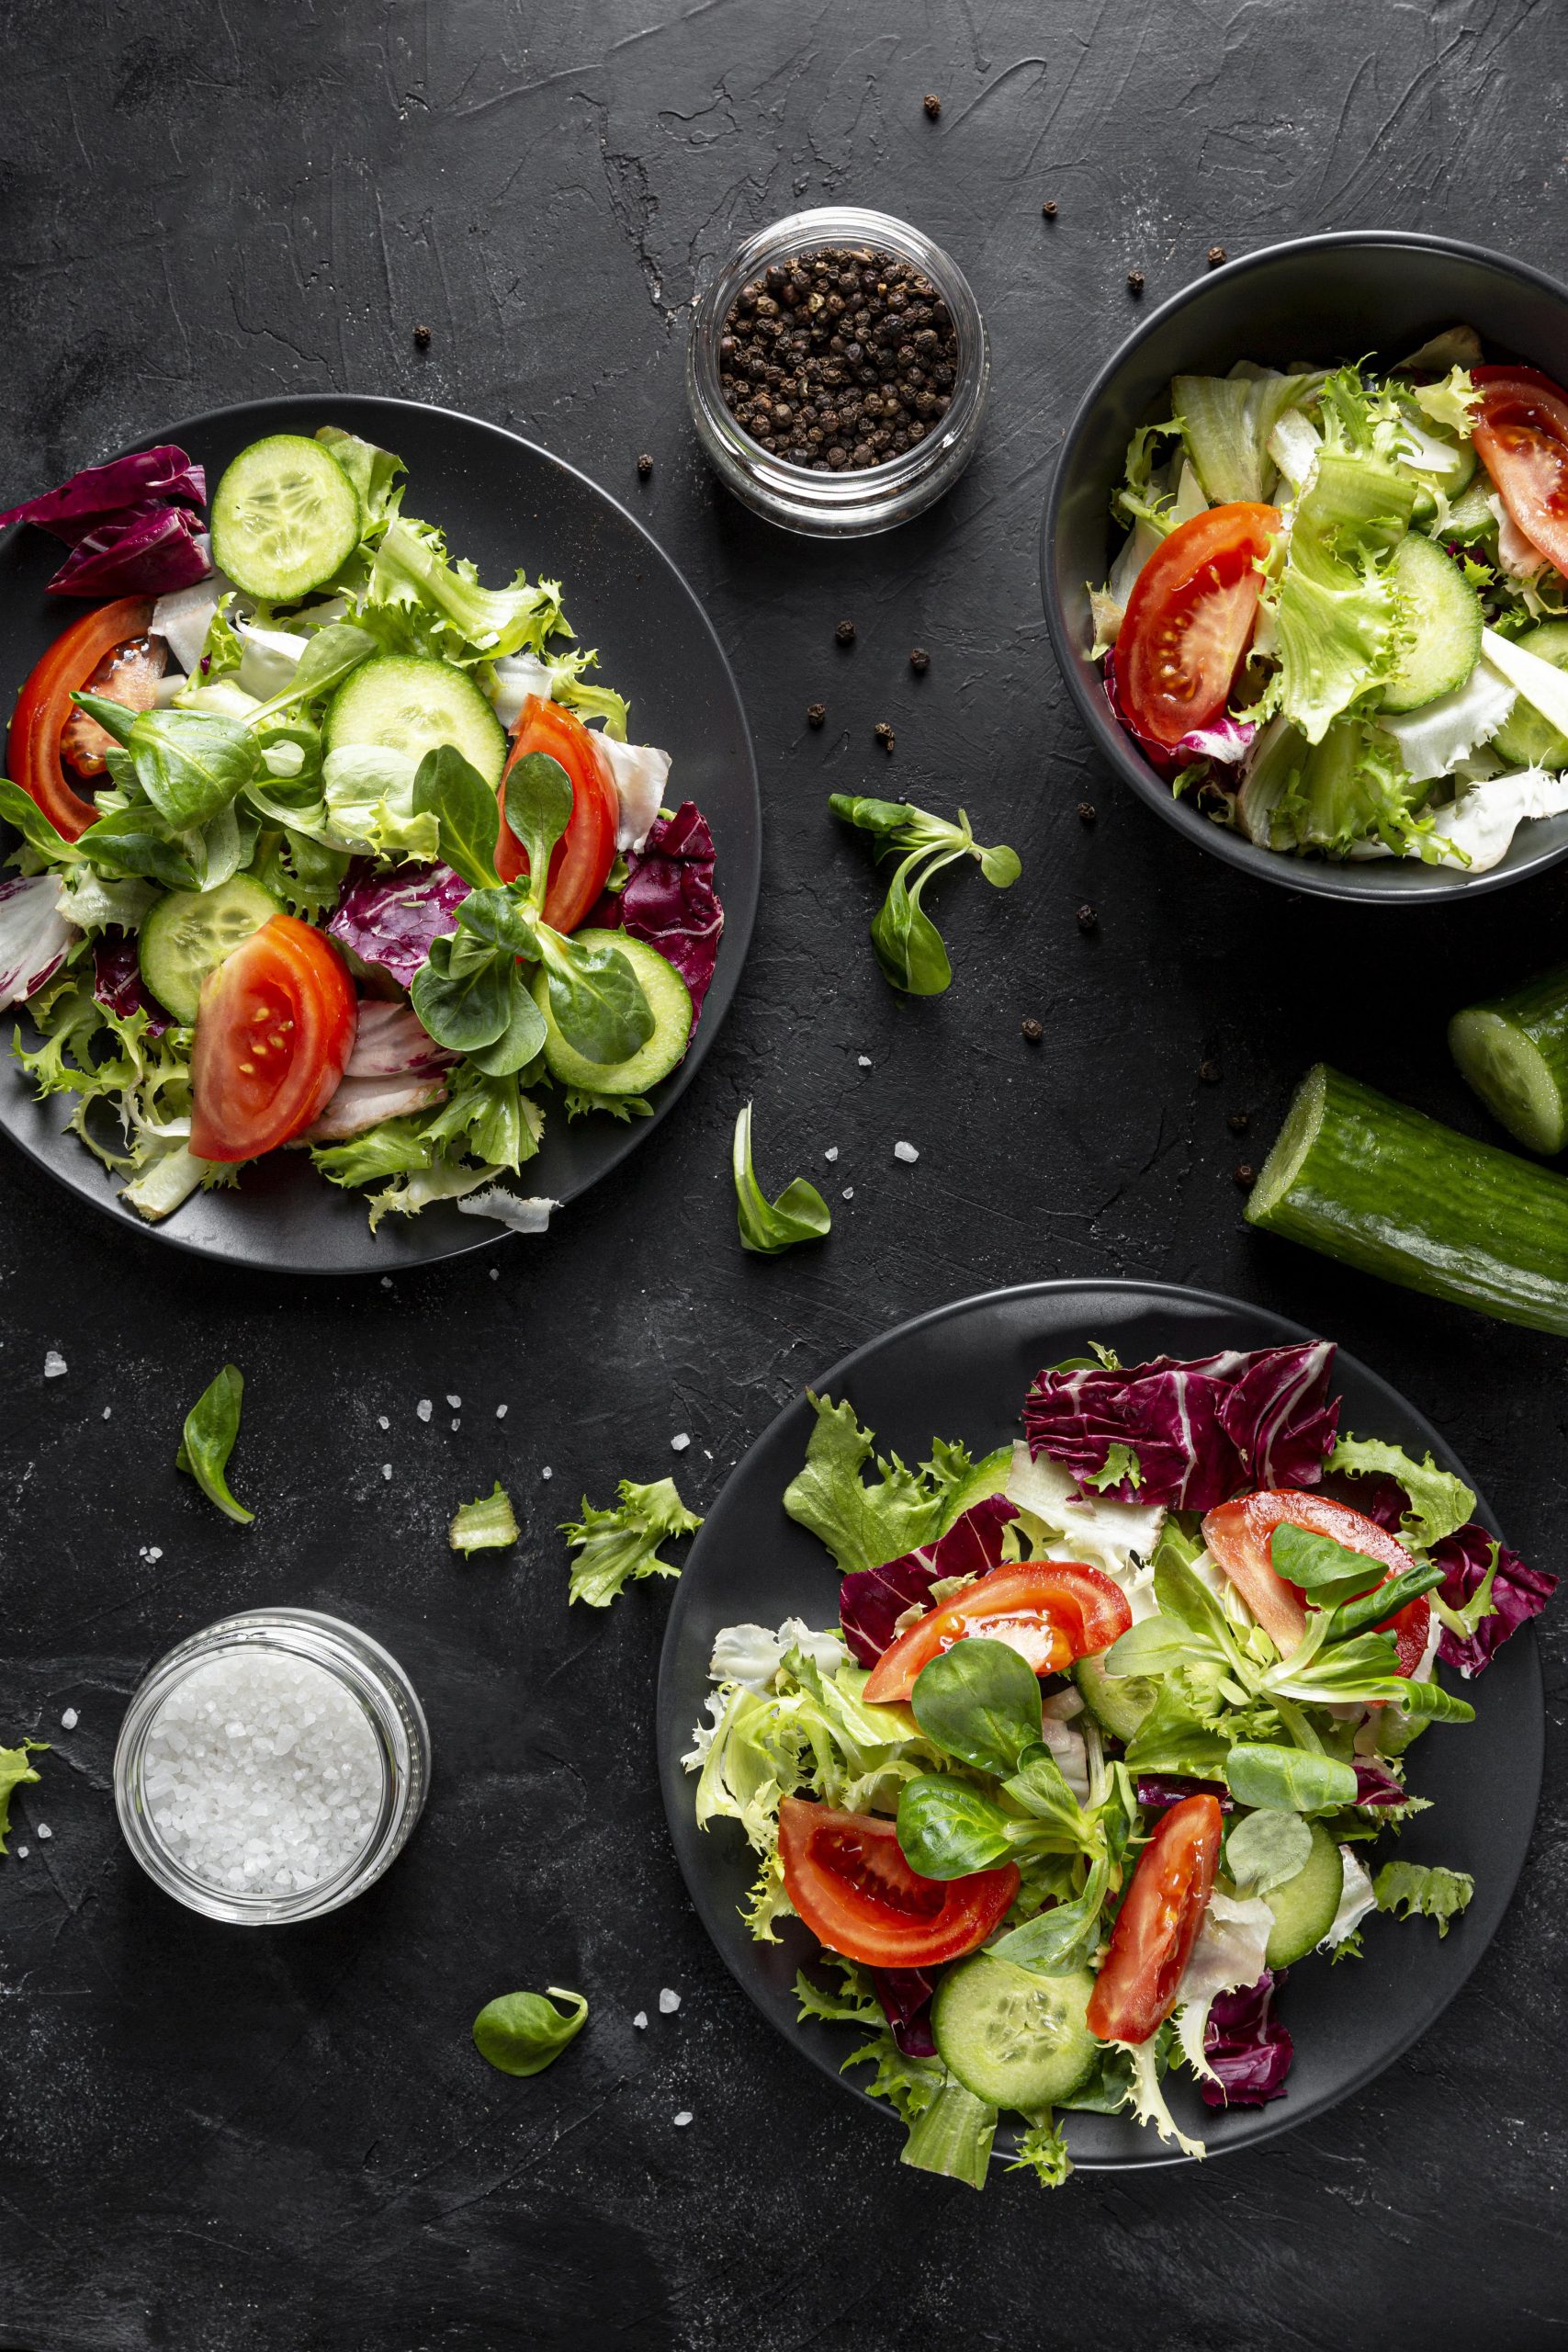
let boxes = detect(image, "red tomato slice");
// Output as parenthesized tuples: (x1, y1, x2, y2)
(61, 629, 167, 779)
(190, 917, 358, 1163)
(494, 696, 618, 933)
(777, 1794, 1019, 1969)
(1086, 1792, 1222, 2043)
(6, 596, 155, 841)
(1117, 502, 1280, 749)
(861, 1560, 1133, 1705)
(1472, 366, 1568, 580)
(1201, 1489, 1429, 1675)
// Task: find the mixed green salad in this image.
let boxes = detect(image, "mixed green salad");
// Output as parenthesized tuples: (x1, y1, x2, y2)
(1093, 325, 1568, 871)
(686, 1339, 1554, 2188)
(0, 426, 721, 1228)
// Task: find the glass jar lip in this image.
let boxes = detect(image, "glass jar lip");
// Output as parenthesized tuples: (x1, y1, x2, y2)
(113, 1608, 429, 1926)
(687, 203, 989, 536)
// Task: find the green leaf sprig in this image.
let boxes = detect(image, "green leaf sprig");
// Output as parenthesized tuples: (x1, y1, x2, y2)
(732, 1102, 831, 1255)
(829, 793, 1021, 995)
(472, 1985, 588, 2075)
(175, 1363, 254, 1524)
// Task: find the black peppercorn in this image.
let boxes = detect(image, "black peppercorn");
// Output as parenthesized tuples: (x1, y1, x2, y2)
(909, 647, 930, 673)
(874, 721, 895, 752)
(1199, 1058, 1222, 1084)
(923, 92, 942, 118)
(1234, 1164, 1257, 1190)
(1208, 244, 1227, 268)
(412, 323, 431, 348)
(1227, 1111, 1251, 1135)
(807, 703, 826, 728)
(1042, 199, 1058, 219)
(836, 618, 856, 645)
(1021, 1016, 1044, 1044)
(636, 452, 653, 480)
(1077, 801, 1096, 824)
(1126, 269, 1145, 296)
(1077, 904, 1099, 933)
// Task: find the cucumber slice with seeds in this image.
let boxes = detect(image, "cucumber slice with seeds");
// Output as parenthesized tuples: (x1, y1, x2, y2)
(1489, 619, 1568, 772)
(139, 875, 281, 1024)
(1450, 964, 1568, 1155)
(532, 930, 693, 1096)
(325, 653, 507, 786)
(210, 435, 361, 604)
(1380, 532, 1483, 714)
(1261, 1819, 1345, 1967)
(932, 1958, 1099, 2111)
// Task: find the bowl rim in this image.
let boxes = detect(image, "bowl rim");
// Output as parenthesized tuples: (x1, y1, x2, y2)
(1040, 227, 1568, 905)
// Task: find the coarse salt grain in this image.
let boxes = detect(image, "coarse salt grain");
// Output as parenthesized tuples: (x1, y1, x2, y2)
(381, 1464, 392, 1481)
(894, 1140, 919, 1163)
(44, 1351, 67, 1378)
(147, 1546, 164, 1565)
(378, 1416, 389, 1431)
(824, 1147, 840, 1162)
(141, 1648, 381, 1894)
(14, 1845, 27, 1859)
(61, 1708, 78, 1730)
(542, 1466, 553, 1480)
(671, 1433, 690, 1453)
(102, 1408, 112, 1420)
(490, 1266, 500, 1280)
(857, 1055, 872, 1068)
(446, 1395, 461, 1408)
(842, 1187, 854, 1200)
(673, 2110, 693, 2127)
(417, 1399, 433, 1422)
(450, 1418, 460, 1431)
(36, 1824, 51, 1840)
(379, 1276, 392, 1290)
(633, 2009, 648, 2030)
(496, 1404, 508, 1419)
(659, 1987, 681, 2014)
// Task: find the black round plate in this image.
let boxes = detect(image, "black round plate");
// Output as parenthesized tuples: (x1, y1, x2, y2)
(1041, 230, 1568, 902)
(0, 395, 760, 1272)
(657, 1278, 1543, 2170)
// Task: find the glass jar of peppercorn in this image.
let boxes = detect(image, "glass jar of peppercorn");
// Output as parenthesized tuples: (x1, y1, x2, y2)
(686, 207, 989, 537)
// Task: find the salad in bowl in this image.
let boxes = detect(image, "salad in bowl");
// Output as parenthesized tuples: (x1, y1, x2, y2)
(0, 425, 721, 1231)
(685, 1338, 1554, 2189)
(1092, 325, 1568, 874)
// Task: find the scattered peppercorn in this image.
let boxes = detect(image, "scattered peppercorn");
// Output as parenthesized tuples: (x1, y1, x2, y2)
(1076, 904, 1099, 933)
(1126, 270, 1145, 296)
(1021, 1016, 1044, 1044)
(874, 721, 895, 752)
(1198, 1058, 1222, 1084)
(717, 242, 961, 476)
(1208, 244, 1227, 268)
(1234, 1164, 1257, 1190)
(923, 92, 942, 119)
(412, 323, 432, 349)
(909, 647, 930, 674)
(1227, 1110, 1251, 1135)
(1042, 200, 1058, 219)
(807, 703, 826, 729)
(836, 618, 856, 646)
(1077, 800, 1097, 824)
(637, 452, 653, 479)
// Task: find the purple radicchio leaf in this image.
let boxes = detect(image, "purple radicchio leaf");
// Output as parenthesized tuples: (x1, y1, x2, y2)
(838, 1495, 1019, 1668)
(870, 1967, 937, 2059)
(1022, 1343, 1338, 1510)
(0, 445, 206, 542)
(93, 933, 168, 1035)
(1431, 1521, 1557, 1679)
(1135, 1774, 1235, 1814)
(45, 505, 211, 599)
(1352, 1759, 1410, 1808)
(325, 860, 471, 990)
(616, 800, 724, 1022)
(1201, 1969, 1293, 2109)
(1102, 649, 1256, 775)
(0, 874, 73, 1013)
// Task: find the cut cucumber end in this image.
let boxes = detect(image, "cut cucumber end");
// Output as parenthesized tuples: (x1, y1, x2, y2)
(1245, 1063, 1327, 1227)
(139, 875, 282, 1024)
(326, 653, 507, 787)
(931, 1957, 1099, 2111)
(1450, 1008, 1568, 1155)
(1379, 532, 1483, 715)
(210, 435, 362, 604)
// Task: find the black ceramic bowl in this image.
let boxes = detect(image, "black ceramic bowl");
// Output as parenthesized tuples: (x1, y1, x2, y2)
(1042, 231, 1568, 902)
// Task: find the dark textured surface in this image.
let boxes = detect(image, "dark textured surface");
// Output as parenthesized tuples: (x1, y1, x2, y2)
(2, 5, 1566, 2348)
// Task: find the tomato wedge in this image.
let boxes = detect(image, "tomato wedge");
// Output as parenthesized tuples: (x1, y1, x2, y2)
(777, 1795, 1018, 1968)
(494, 696, 618, 933)
(1086, 1792, 1223, 2043)
(861, 1560, 1133, 1705)
(1472, 365, 1568, 580)
(190, 917, 357, 1162)
(1117, 502, 1280, 749)
(1201, 1489, 1430, 1675)
(6, 596, 155, 841)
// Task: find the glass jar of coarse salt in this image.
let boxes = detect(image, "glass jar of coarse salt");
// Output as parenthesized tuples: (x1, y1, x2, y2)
(114, 1610, 430, 1924)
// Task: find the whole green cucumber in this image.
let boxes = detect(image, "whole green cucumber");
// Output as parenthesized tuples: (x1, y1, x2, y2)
(1450, 966, 1568, 1156)
(1247, 1063, 1568, 1334)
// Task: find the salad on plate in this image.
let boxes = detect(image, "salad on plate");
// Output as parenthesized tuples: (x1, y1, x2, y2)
(0, 425, 721, 1229)
(1092, 325, 1568, 872)
(685, 1339, 1555, 2188)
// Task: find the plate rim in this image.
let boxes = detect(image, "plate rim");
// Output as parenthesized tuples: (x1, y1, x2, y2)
(655, 1273, 1544, 2172)
(0, 390, 761, 1275)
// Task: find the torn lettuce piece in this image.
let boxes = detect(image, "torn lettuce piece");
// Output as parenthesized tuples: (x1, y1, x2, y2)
(1263, 450, 1416, 744)
(561, 1475, 702, 1607)
(1372, 1859, 1474, 1936)
(449, 1481, 519, 1554)
(0, 1740, 46, 1854)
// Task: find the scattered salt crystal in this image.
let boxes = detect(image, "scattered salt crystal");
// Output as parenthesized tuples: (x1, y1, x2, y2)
(857, 1055, 872, 1069)
(671, 1432, 690, 1453)
(36, 1824, 51, 1840)
(147, 1546, 163, 1564)
(542, 1466, 553, 1480)
(14, 1845, 26, 1859)
(824, 1147, 840, 1162)
(102, 1407, 112, 1420)
(446, 1394, 461, 1408)
(379, 1276, 392, 1291)
(495, 1404, 508, 1419)
(659, 1987, 681, 2014)
(450, 1418, 460, 1431)
(416, 1399, 433, 1422)
(894, 1140, 919, 1163)
(381, 1464, 392, 1481)
(378, 1416, 389, 1431)
(673, 2110, 693, 2127)
(141, 1649, 380, 1894)
(633, 2010, 648, 2030)
(842, 1187, 854, 1200)
(490, 1266, 500, 1280)
(43, 1351, 66, 1378)
(61, 1708, 78, 1730)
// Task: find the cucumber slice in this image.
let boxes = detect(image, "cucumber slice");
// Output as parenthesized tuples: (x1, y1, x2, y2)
(139, 875, 281, 1024)
(1450, 963, 1568, 1155)
(325, 654, 507, 786)
(1380, 532, 1483, 714)
(1260, 1819, 1345, 1967)
(1489, 619, 1568, 771)
(1442, 474, 1499, 547)
(532, 930, 693, 1096)
(209, 435, 361, 604)
(931, 1957, 1099, 2111)
(1073, 1650, 1156, 1743)
(1247, 1062, 1568, 1335)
